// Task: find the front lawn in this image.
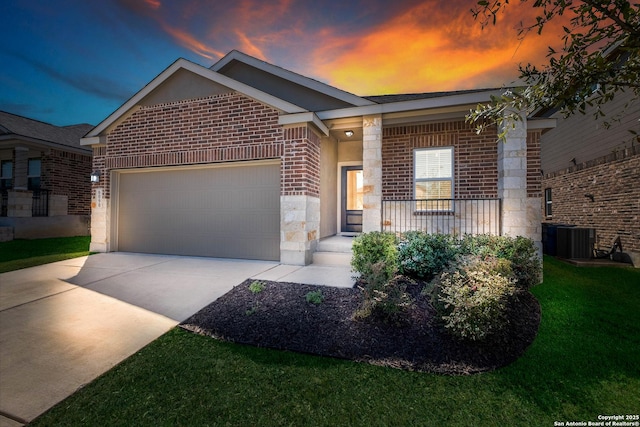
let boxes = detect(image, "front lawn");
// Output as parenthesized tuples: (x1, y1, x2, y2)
(0, 236, 90, 273)
(32, 257, 640, 426)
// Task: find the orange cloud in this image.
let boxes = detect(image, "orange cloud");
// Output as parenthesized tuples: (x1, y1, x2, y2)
(144, 0, 161, 10)
(310, 1, 570, 94)
(162, 24, 224, 60)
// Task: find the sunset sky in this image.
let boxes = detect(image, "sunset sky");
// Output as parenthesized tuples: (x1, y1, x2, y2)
(0, 0, 569, 126)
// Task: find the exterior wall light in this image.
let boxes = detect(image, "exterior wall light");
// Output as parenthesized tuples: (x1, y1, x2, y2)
(344, 130, 354, 137)
(90, 170, 101, 183)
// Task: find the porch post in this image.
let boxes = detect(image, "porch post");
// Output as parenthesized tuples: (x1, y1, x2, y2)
(280, 125, 321, 265)
(362, 114, 383, 232)
(498, 112, 543, 258)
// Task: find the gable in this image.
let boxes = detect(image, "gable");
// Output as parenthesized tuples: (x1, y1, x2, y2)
(217, 60, 355, 112)
(140, 68, 233, 107)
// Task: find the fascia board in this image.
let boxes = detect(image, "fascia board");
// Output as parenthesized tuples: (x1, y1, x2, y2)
(212, 51, 375, 107)
(527, 118, 557, 130)
(85, 58, 307, 138)
(316, 89, 505, 121)
(279, 112, 330, 136)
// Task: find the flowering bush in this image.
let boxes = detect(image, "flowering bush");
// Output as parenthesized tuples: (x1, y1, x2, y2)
(434, 256, 516, 341)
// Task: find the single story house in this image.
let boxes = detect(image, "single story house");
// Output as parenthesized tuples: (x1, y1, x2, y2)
(538, 88, 639, 263)
(0, 111, 93, 240)
(82, 50, 554, 265)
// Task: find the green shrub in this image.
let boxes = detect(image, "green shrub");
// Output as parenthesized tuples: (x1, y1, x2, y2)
(351, 232, 399, 278)
(434, 256, 516, 341)
(460, 234, 541, 289)
(248, 281, 266, 294)
(397, 231, 459, 280)
(355, 261, 413, 325)
(305, 290, 325, 305)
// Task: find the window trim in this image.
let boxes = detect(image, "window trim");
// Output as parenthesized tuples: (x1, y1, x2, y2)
(0, 160, 13, 190)
(413, 147, 454, 212)
(27, 158, 41, 190)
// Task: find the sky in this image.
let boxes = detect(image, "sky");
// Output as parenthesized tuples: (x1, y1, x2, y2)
(0, 0, 569, 127)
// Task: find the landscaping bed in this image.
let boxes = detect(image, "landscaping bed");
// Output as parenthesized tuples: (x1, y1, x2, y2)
(181, 277, 540, 375)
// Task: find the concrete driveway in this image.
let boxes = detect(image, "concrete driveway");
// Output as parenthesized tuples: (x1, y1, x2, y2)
(0, 253, 287, 426)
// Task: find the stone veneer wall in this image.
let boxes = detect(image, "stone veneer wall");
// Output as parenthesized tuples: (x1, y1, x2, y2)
(542, 145, 639, 253)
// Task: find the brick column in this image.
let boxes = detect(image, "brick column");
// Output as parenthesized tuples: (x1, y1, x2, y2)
(14, 147, 29, 190)
(280, 125, 321, 265)
(362, 114, 383, 232)
(498, 113, 543, 257)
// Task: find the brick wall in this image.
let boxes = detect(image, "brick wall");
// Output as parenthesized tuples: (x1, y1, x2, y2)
(98, 93, 284, 198)
(282, 126, 321, 197)
(381, 121, 499, 199)
(42, 148, 92, 215)
(95, 93, 322, 199)
(542, 146, 640, 253)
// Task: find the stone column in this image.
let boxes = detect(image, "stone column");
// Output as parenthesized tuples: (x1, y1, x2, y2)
(362, 114, 383, 232)
(13, 147, 29, 190)
(90, 187, 110, 252)
(280, 125, 321, 265)
(498, 113, 542, 257)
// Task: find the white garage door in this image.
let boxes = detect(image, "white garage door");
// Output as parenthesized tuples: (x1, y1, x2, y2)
(116, 161, 280, 261)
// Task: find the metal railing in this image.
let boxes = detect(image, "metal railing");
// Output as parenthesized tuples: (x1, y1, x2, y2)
(32, 189, 50, 217)
(381, 198, 502, 237)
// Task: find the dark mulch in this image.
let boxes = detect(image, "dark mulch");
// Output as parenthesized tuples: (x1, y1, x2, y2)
(181, 279, 540, 375)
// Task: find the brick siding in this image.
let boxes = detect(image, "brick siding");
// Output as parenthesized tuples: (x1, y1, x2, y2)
(95, 93, 320, 199)
(381, 121, 499, 199)
(542, 146, 640, 253)
(41, 148, 92, 215)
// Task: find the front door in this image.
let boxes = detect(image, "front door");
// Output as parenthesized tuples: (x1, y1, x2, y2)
(341, 166, 363, 233)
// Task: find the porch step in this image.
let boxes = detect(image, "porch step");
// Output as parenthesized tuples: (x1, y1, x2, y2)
(312, 251, 352, 267)
(313, 236, 355, 266)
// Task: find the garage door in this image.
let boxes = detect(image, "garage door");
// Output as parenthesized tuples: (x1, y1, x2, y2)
(116, 161, 280, 261)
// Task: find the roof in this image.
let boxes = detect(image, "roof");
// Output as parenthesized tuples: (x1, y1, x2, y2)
(0, 111, 93, 153)
(364, 89, 503, 104)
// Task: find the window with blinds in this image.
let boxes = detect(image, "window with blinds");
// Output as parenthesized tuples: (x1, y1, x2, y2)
(414, 147, 454, 211)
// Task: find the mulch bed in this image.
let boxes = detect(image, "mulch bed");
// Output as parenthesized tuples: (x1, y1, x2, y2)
(180, 279, 540, 375)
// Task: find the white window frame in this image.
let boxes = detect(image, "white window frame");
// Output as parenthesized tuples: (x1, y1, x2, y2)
(0, 160, 12, 189)
(27, 158, 42, 190)
(413, 147, 454, 212)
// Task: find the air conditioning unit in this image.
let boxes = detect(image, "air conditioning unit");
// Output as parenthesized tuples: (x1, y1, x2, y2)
(556, 227, 595, 259)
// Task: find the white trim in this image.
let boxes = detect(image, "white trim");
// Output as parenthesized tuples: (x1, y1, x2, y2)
(84, 58, 307, 139)
(527, 118, 557, 130)
(316, 89, 505, 121)
(211, 50, 374, 107)
(278, 112, 330, 136)
(337, 161, 363, 235)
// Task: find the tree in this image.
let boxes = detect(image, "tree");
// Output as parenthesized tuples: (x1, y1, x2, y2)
(466, 0, 640, 140)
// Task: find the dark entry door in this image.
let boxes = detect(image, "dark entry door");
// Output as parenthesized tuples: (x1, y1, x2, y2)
(341, 166, 363, 232)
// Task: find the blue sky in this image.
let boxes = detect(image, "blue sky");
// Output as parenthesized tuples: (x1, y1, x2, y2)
(0, 0, 563, 127)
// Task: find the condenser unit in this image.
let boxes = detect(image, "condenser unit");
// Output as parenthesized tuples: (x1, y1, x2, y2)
(556, 227, 596, 259)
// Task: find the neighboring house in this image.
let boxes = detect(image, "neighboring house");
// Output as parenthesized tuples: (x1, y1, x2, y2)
(0, 111, 93, 240)
(538, 88, 640, 261)
(82, 50, 553, 265)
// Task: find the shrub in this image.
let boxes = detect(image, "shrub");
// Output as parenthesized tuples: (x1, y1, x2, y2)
(305, 290, 325, 305)
(397, 231, 459, 280)
(248, 281, 266, 294)
(355, 261, 413, 325)
(351, 232, 399, 278)
(460, 234, 541, 289)
(434, 256, 516, 341)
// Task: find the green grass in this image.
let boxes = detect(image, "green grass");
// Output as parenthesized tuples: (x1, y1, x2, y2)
(0, 236, 90, 273)
(32, 257, 640, 426)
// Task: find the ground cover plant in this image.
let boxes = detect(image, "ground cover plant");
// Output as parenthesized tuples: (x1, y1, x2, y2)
(31, 257, 640, 426)
(0, 236, 90, 273)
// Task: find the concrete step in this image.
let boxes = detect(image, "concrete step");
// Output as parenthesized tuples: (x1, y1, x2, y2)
(316, 236, 355, 253)
(312, 251, 352, 267)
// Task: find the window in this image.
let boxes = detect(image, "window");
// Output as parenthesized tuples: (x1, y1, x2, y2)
(0, 160, 12, 190)
(414, 147, 454, 211)
(544, 188, 552, 217)
(27, 158, 41, 190)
